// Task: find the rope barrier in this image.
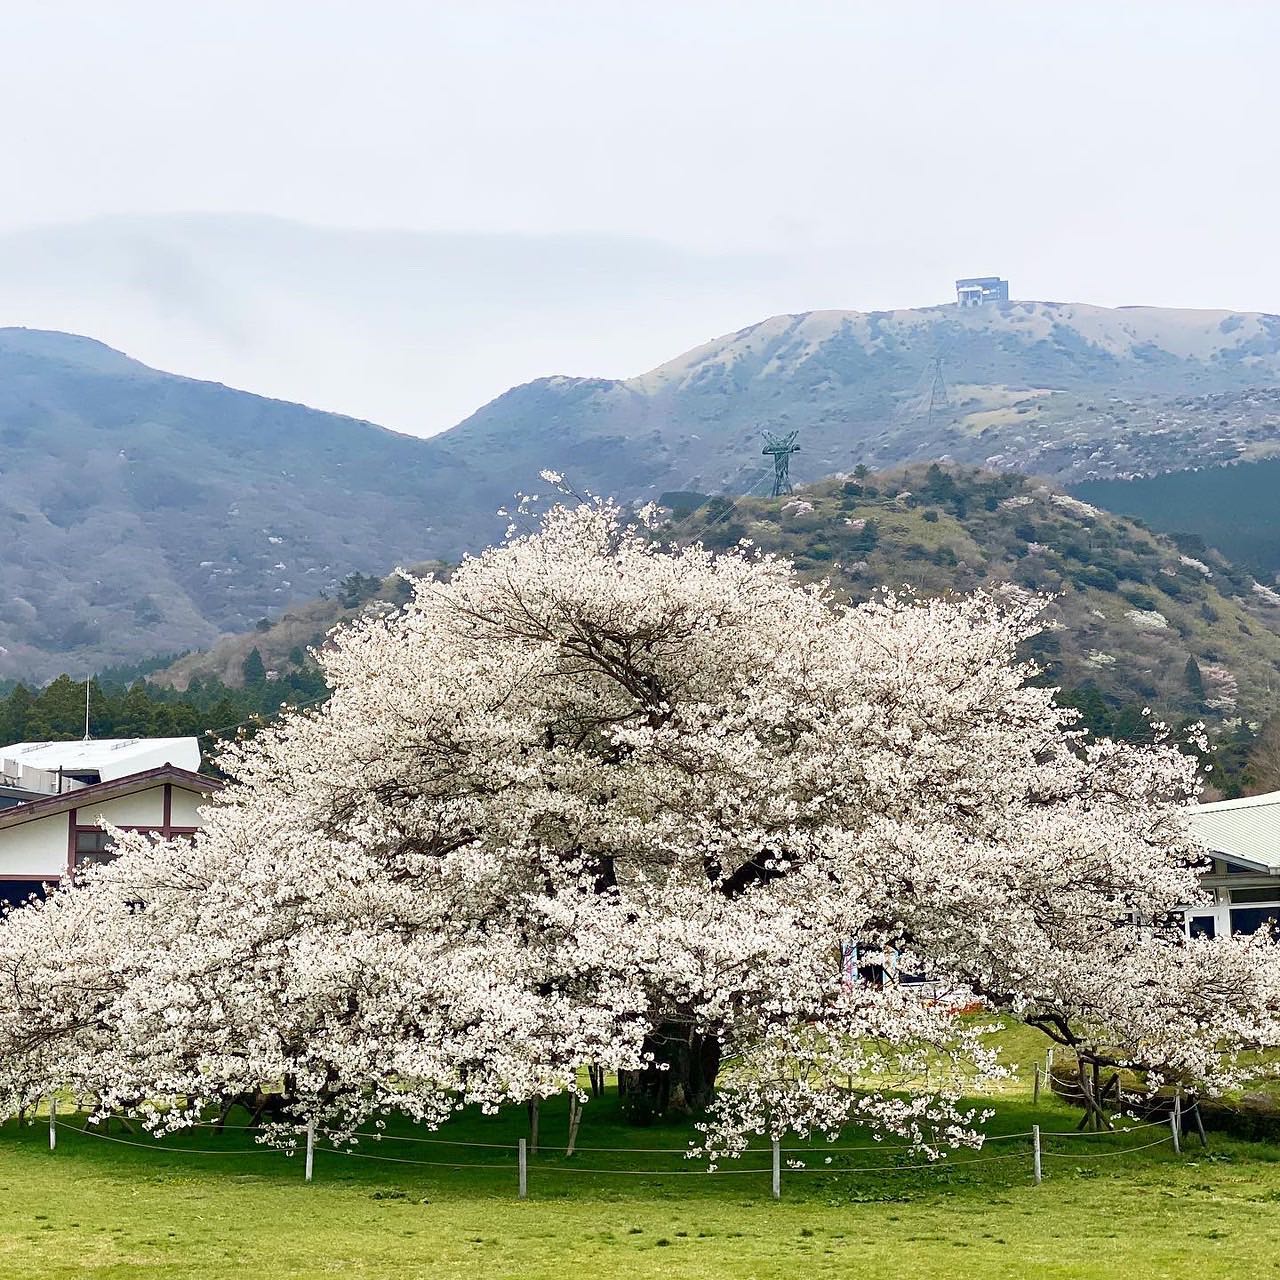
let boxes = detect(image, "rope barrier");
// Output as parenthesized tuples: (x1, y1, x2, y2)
(782, 1129, 1036, 1154)
(185, 1121, 272, 1132)
(315, 1147, 515, 1171)
(344, 1131, 519, 1150)
(524, 1164, 764, 1176)
(52, 1118, 1172, 1153)
(780, 1150, 1033, 1174)
(317, 1144, 767, 1175)
(41, 1105, 1189, 1189)
(540, 1142, 770, 1154)
(1038, 1119, 1169, 1138)
(1048, 1075, 1088, 1093)
(335, 1128, 1038, 1156)
(339, 1129, 772, 1154)
(1041, 1135, 1172, 1160)
(57, 1120, 1177, 1169)
(56, 1122, 281, 1157)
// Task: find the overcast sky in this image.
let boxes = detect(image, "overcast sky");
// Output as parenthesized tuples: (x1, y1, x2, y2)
(1, 1, 1277, 432)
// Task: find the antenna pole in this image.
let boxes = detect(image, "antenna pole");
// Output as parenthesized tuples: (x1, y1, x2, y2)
(83, 676, 91, 742)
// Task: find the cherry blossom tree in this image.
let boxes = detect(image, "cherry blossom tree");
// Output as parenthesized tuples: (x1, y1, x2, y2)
(1, 494, 1278, 1157)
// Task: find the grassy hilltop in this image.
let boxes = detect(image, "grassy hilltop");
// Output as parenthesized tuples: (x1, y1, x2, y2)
(668, 463, 1280, 738)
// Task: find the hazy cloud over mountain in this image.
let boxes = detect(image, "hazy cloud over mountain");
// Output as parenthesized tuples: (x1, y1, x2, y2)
(2, 2, 1280, 432)
(0, 214, 843, 434)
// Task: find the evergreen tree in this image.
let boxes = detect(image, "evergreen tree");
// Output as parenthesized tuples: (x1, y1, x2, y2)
(1110, 703, 1149, 742)
(1058, 684, 1112, 738)
(0, 685, 34, 744)
(116, 682, 159, 738)
(0, 664, 330, 771)
(1184, 655, 1206, 707)
(28, 675, 90, 739)
(241, 648, 267, 688)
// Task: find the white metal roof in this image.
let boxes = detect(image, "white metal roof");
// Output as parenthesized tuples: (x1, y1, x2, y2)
(1188, 791, 1280, 874)
(0, 738, 201, 783)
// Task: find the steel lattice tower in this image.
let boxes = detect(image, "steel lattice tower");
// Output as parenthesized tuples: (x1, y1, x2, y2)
(761, 430, 801, 497)
(926, 355, 949, 430)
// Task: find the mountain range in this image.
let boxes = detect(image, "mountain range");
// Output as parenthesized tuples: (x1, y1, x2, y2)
(3, 297, 1280, 678)
(0, 329, 500, 678)
(453, 301, 1280, 498)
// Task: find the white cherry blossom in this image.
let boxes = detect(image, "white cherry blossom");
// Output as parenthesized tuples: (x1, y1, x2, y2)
(0, 498, 1277, 1156)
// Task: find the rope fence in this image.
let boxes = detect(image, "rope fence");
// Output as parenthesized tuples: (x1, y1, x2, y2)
(42, 1102, 1191, 1199)
(1040, 1135, 1174, 1160)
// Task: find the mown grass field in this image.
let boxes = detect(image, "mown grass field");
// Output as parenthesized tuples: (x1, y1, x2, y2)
(3, 1026, 1279, 1279)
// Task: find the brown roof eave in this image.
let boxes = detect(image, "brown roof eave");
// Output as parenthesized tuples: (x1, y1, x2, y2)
(0, 765, 224, 831)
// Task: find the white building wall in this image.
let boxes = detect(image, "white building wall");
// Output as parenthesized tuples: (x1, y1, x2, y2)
(168, 788, 208, 827)
(0, 813, 67, 877)
(91, 789, 167, 828)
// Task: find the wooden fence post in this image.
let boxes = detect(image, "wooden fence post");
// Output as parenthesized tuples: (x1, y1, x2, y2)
(1170, 1096, 1181, 1156)
(1033, 1064, 1041, 1105)
(48, 1096, 56, 1151)
(528, 1099, 539, 1155)
(1191, 1100, 1208, 1149)
(304, 1120, 315, 1182)
(1032, 1124, 1041, 1185)
(566, 1094, 582, 1157)
(518, 1138, 528, 1200)
(771, 1138, 781, 1200)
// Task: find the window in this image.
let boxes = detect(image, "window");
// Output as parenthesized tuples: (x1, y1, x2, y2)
(1229, 886, 1280, 905)
(1229, 906, 1280, 938)
(1187, 915, 1216, 939)
(0, 880, 51, 907)
(74, 829, 116, 869)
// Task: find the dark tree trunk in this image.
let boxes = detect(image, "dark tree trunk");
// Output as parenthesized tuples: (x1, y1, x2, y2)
(622, 1024, 722, 1122)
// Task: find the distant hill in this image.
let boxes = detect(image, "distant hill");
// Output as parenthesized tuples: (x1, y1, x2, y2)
(7, 300, 1280, 678)
(0, 329, 501, 679)
(158, 464, 1280, 745)
(666, 465, 1280, 731)
(152, 566, 442, 691)
(1073, 450, 1280, 581)
(443, 302, 1280, 503)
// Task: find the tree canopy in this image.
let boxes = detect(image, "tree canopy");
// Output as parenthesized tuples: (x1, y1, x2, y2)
(0, 498, 1277, 1158)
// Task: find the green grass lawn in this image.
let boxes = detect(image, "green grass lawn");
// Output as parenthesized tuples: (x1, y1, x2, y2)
(4, 1028, 1280, 1279)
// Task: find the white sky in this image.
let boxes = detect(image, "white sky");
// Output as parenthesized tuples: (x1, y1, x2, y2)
(1, 1, 1277, 431)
